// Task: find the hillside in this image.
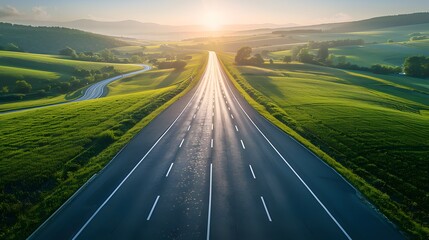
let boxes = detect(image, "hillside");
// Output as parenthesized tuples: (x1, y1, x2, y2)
(272, 12, 429, 34)
(0, 23, 127, 54)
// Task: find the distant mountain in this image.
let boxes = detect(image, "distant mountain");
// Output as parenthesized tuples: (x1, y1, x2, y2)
(0, 22, 127, 54)
(272, 12, 429, 33)
(7, 19, 297, 40)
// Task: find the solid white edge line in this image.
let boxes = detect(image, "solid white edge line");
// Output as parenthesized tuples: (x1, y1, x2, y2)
(147, 195, 160, 220)
(249, 165, 256, 179)
(220, 54, 352, 240)
(260, 196, 272, 222)
(240, 140, 246, 149)
(179, 138, 185, 148)
(166, 163, 174, 177)
(71, 64, 203, 239)
(206, 163, 213, 240)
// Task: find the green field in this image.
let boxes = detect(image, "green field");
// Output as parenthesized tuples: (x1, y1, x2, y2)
(0, 51, 208, 239)
(219, 53, 429, 238)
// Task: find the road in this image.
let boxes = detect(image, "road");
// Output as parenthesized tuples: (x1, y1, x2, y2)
(0, 64, 151, 115)
(74, 64, 151, 101)
(29, 52, 403, 240)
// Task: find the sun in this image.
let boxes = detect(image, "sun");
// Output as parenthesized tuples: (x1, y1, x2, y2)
(204, 11, 222, 31)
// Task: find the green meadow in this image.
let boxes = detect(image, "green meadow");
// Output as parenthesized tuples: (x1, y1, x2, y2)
(219, 53, 429, 238)
(0, 52, 208, 239)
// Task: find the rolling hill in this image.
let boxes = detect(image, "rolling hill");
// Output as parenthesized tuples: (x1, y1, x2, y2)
(0, 22, 128, 54)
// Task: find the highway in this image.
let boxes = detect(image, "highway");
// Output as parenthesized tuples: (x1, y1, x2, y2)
(29, 51, 403, 240)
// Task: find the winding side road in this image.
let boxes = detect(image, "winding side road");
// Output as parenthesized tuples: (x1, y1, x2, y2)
(0, 64, 151, 115)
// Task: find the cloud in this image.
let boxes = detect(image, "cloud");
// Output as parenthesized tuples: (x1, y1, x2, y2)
(319, 13, 353, 23)
(0, 5, 19, 18)
(32, 6, 49, 20)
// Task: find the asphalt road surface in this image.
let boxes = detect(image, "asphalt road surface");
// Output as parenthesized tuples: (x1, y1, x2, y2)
(29, 52, 403, 240)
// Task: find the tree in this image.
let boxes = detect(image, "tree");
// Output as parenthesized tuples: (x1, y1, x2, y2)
(1, 86, 9, 94)
(235, 47, 252, 65)
(59, 47, 77, 58)
(404, 56, 429, 78)
(297, 48, 314, 63)
(173, 60, 187, 70)
(283, 56, 292, 63)
(269, 59, 274, 64)
(14, 80, 32, 93)
(130, 55, 143, 63)
(317, 45, 329, 62)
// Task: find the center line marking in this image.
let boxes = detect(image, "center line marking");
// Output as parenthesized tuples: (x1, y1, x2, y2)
(260, 196, 272, 222)
(206, 164, 213, 240)
(249, 165, 256, 179)
(187, 125, 191, 131)
(211, 139, 213, 148)
(240, 140, 246, 149)
(147, 196, 160, 220)
(179, 138, 185, 148)
(166, 163, 174, 177)
(235, 125, 239, 132)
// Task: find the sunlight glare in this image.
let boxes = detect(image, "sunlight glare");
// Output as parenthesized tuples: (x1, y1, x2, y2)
(204, 10, 222, 31)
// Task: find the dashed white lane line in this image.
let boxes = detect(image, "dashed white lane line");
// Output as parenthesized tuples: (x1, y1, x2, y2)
(187, 125, 191, 131)
(212, 123, 214, 131)
(179, 138, 185, 148)
(228, 107, 230, 111)
(240, 140, 246, 149)
(206, 163, 213, 240)
(249, 165, 256, 179)
(211, 139, 214, 148)
(147, 196, 160, 220)
(166, 163, 174, 177)
(231, 114, 234, 119)
(260, 196, 272, 222)
(193, 114, 196, 119)
(235, 125, 239, 132)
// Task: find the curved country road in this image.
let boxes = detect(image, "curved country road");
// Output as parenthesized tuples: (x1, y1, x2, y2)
(0, 64, 151, 115)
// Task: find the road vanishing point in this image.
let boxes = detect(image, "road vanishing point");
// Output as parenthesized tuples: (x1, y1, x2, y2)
(29, 52, 403, 240)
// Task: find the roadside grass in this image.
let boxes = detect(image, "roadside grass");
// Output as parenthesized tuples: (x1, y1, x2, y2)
(0, 51, 208, 239)
(218, 52, 429, 238)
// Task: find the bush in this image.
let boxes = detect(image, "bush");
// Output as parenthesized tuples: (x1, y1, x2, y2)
(14, 80, 32, 94)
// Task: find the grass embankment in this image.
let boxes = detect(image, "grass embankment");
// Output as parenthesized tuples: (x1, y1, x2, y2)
(0, 50, 142, 111)
(0, 52, 208, 239)
(218, 53, 429, 238)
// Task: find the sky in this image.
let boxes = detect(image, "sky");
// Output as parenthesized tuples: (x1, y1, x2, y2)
(0, 0, 428, 27)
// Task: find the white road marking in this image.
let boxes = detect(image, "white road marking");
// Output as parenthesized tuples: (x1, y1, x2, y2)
(260, 196, 272, 222)
(187, 125, 191, 131)
(212, 123, 214, 131)
(179, 138, 185, 148)
(221, 63, 352, 240)
(166, 163, 174, 177)
(228, 107, 230, 111)
(212, 112, 214, 117)
(211, 139, 214, 148)
(206, 164, 213, 240)
(147, 196, 160, 220)
(231, 114, 234, 119)
(249, 165, 256, 179)
(240, 140, 246, 149)
(193, 114, 196, 119)
(71, 69, 201, 239)
(235, 125, 239, 132)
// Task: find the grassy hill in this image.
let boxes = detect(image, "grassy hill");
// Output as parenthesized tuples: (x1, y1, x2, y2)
(219, 53, 429, 238)
(0, 22, 127, 54)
